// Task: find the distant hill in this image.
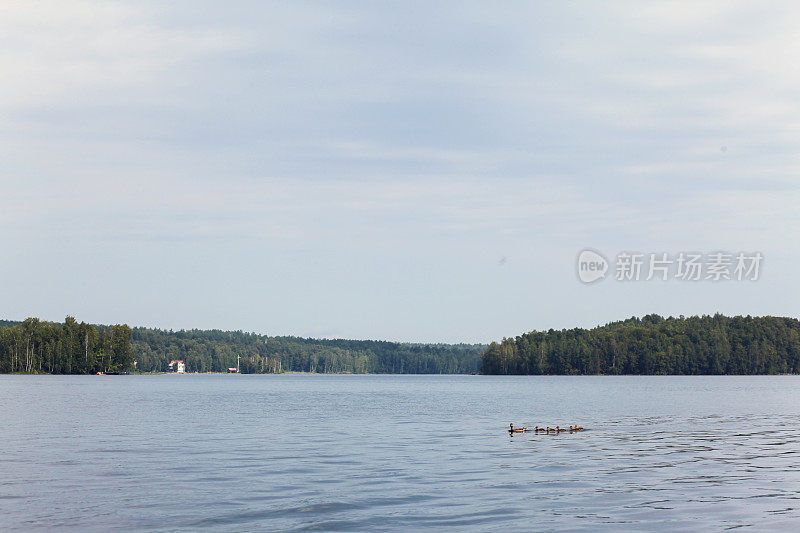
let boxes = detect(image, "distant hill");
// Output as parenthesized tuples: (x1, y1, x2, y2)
(0, 318, 485, 374)
(482, 314, 800, 375)
(131, 327, 484, 374)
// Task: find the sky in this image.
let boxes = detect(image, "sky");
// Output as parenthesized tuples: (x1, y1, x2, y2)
(1, 1, 799, 343)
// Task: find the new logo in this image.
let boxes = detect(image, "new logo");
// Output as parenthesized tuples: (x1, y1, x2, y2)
(577, 249, 608, 283)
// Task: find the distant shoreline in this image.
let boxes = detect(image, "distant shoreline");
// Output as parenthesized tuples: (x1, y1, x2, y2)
(4, 372, 800, 377)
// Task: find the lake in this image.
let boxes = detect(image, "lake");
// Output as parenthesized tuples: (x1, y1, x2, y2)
(2, 374, 800, 531)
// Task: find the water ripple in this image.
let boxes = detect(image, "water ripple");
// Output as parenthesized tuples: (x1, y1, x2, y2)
(3, 375, 800, 531)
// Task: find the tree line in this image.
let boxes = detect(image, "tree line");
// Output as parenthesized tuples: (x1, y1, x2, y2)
(0, 317, 132, 374)
(131, 327, 483, 374)
(7, 314, 800, 376)
(0, 317, 484, 374)
(482, 314, 800, 375)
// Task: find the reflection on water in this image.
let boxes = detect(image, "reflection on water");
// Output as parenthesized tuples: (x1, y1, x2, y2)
(2, 375, 800, 531)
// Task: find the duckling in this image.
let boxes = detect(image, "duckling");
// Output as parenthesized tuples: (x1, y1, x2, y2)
(556, 426, 566, 433)
(534, 426, 542, 432)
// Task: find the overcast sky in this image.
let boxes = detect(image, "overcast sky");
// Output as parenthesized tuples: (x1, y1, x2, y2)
(2, 1, 799, 342)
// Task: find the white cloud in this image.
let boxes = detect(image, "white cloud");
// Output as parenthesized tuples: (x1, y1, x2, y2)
(0, 1, 247, 108)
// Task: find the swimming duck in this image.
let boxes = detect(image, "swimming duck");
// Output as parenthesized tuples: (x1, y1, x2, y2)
(509, 423, 527, 433)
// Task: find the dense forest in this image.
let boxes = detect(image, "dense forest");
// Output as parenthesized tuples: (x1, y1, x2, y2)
(0, 318, 132, 374)
(0, 318, 484, 374)
(482, 314, 800, 375)
(131, 327, 484, 374)
(8, 314, 799, 376)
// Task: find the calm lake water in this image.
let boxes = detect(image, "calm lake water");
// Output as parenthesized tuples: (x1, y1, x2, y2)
(2, 375, 800, 531)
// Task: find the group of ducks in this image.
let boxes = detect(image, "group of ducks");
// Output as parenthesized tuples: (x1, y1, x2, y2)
(508, 423, 584, 434)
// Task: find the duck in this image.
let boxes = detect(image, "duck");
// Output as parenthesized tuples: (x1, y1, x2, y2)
(570, 425, 584, 431)
(534, 426, 542, 432)
(556, 426, 566, 433)
(509, 423, 527, 434)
